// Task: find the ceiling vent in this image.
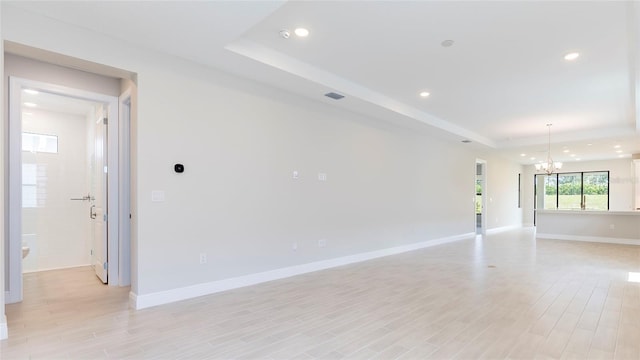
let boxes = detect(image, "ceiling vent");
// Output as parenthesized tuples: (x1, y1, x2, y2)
(325, 92, 345, 100)
(461, 139, 472, 143)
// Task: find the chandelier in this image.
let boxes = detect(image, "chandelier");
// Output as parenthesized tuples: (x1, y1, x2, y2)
(535, 123, 562, 175)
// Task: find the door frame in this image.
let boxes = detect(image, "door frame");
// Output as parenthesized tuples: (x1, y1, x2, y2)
(7, 77, 124, 303)
(475, 159, 487, 236)
(118, 90, 132, 286)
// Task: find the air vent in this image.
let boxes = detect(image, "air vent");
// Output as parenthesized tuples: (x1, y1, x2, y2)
(325, 92, 345, 100)
(461, 140, 472, 143)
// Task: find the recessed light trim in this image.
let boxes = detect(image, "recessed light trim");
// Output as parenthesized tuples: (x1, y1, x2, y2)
(520, 153, 526, 157)
(564, 52, 580, 61)
(419, 91, 430, 98)
(294, 28, 309, 37)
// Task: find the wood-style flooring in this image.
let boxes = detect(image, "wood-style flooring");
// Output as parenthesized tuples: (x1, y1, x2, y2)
(1, 228, 640, 359)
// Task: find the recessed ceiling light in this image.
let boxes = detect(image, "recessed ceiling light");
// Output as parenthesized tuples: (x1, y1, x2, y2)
(587, 143, 593, 146)
(520, 153, 526, 157)
(570, 154, 576, 157)
(294, 28, 309, 37)
(419, 91, 430, 98)
(23, 102, 37, 107)
(616, 150, 622, 153)
(576, 158, 581, 161)
(614, 145, 621, 148)
(23, 89, 39, 95)
(563, 149, 570, 153)
(564, 52, 580, 61)
(530, 157, 536, 161)
(618, 154, 625, 158)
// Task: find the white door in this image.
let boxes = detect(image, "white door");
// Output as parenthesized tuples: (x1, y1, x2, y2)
(91, 105, 108, 283)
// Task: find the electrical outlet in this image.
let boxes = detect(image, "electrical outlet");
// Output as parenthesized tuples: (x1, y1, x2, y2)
(199, 253, 207, 264)
(318, 239, 327, 248)
(292, 170, 299, 179)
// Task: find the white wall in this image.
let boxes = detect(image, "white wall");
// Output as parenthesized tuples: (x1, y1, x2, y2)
(522, 158, 635, 225)
(21, 109, 91, 272)
(2, 5, 523, 306)
(4, 54, 121, 97)
(481, 156, 524, 230)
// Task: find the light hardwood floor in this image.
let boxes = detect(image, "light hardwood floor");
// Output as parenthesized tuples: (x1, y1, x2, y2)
(1, 228, 640, 359)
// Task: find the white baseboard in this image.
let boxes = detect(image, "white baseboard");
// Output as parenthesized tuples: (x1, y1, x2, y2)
(132, 232, 475, 310)
(523, 222, 534, 227)
(0, 315, 8, 340)
(486, 224, 522, 234)
(537, 233, 640, 246)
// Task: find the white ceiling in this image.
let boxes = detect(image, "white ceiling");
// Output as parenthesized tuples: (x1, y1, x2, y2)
(6, 1, 640, 165)
(22, 89, 99, 118)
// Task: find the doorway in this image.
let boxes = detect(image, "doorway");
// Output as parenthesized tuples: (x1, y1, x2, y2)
(475, 160, 487, 235)
(7, 77, 129, 303)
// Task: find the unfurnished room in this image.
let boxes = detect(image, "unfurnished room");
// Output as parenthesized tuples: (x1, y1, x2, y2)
(1, 1, 640, 359)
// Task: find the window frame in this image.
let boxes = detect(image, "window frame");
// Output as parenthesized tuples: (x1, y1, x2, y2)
(534, 170, 610, 211)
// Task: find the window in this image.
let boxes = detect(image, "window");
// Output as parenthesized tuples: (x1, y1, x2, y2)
(583, 171, 609, 210)
(542, 175, 557, 210)
(558, 173, 582, 210)
(535, 171, 609, 211)
(22, 132, 58, 153)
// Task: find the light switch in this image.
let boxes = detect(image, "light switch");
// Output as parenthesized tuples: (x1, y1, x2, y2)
(318, 173, 327, 181)
(151, 190, 165, 202)
(293, 170, 299, 179)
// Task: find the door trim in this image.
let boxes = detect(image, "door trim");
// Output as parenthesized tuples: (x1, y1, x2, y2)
(7, 77, 121, 303)
(476, 159, 487, 236)
(118, 89, 132, 286)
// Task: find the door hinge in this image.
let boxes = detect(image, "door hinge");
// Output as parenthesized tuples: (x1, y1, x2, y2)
(103, 214, 108, 222)
(103, 117, 108, 125)
(103, 262, 108, 270)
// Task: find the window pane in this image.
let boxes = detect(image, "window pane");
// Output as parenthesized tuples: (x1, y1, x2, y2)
(558, 173, 582, 210)
(22, 132, 58, 153)
(583, 172, 608, 210)
(543, 175, 557, 210)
